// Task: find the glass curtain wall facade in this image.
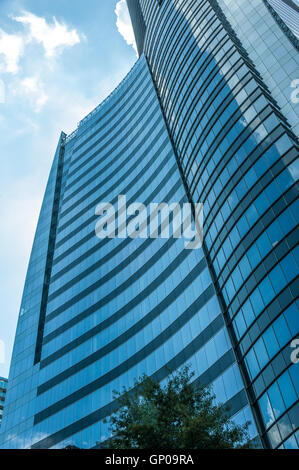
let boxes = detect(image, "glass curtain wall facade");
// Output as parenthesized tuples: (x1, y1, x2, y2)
(0, 0, 298, 450)
(0, 55, 256, 449)
(130, 0, 299, 449)
(266, 0, 299, 39)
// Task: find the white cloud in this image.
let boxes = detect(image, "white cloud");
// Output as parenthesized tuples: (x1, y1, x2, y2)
(14, 11, 80, 58)
(0, 29, 24, 73)
(0, 11, 82, 112)
(115, 0, 137, 54)
(0, 11, 81, 77)
(21, 76, 38, 93)
(20, 76, 48, 113)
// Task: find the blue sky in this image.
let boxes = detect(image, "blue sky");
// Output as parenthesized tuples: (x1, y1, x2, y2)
(0, 0, 137, 378)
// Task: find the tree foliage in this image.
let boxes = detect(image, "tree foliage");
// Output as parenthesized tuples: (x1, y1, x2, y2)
(103, 367, 252, 449)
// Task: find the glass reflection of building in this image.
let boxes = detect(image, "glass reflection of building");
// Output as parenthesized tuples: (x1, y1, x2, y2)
(0, 378, 8, 428)
(128, 0, 299, 449)
(0, 0, 298, 450)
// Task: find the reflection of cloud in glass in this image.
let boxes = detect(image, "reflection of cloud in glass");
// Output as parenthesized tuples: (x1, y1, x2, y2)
(266, 399, 275, 427)
(287, 159, 299, 183)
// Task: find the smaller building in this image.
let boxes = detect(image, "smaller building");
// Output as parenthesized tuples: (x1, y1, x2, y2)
(0, 378, 8, 427)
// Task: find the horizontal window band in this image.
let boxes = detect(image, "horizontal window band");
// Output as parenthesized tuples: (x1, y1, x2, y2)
(178, 64, 251, 168)
(67, 90, 156, 182)
(181, 66, 285, 179)
(198, 136, 297, 253)
(39, 281, 214, 393)
(158, 33, 262, 134)
(62, 112, 164, 206)
(57, 133, 170, 236)
(190, 110, 282, 203)
(228, 265, 298, 327)
(55, 149, 177, 251)
(72, 59, 150, 152)
(184, 85, 263, 183)
(194, 121, 291, 227)
(162, 34, 234, 142)
(66, 100, 159, 182)
(72, 85, 153, 166)
(164, 21, 270, 135)
(156, 15, 224, 119)
(35, 311, 225, 425)
(219, 225, 298, 313)
(238, 291, 298, 357)
(60, 122, 165, 214)
(42, 258, 210, 369)
(31, 348, 235, 449)
(208, 147, 298, 263)
(227, 228, 299, 322)
(53, 182, 181, 288)
(248, 335, 299, 400)
(223, 389, 248, 418)
(47, 234, 183, 322)
(50, 219, 172, 304)
(250, 341, 299, 402)
(44, 231, 193, 342)
(216, 197, 298, 296)
(266, 402, 299, 449)
(51, 169, 181, 277)
(229, 277, 299, 363)
(72, 69, 150, 156)
(148, 1, 212, 82)
(209, 158, 298, 262)
(165, 41, 241, 143)
(48, 193, 186, 308)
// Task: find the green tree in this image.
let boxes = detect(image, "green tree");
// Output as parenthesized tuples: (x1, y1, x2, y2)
(103, 367, 252, 449)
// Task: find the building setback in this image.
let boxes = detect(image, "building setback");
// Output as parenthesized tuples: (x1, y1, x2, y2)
(0, 0, 298, 449)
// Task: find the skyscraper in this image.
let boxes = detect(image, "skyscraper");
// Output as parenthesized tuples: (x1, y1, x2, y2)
(0, 378, 8, 427)
(0, 0, 298, 449)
